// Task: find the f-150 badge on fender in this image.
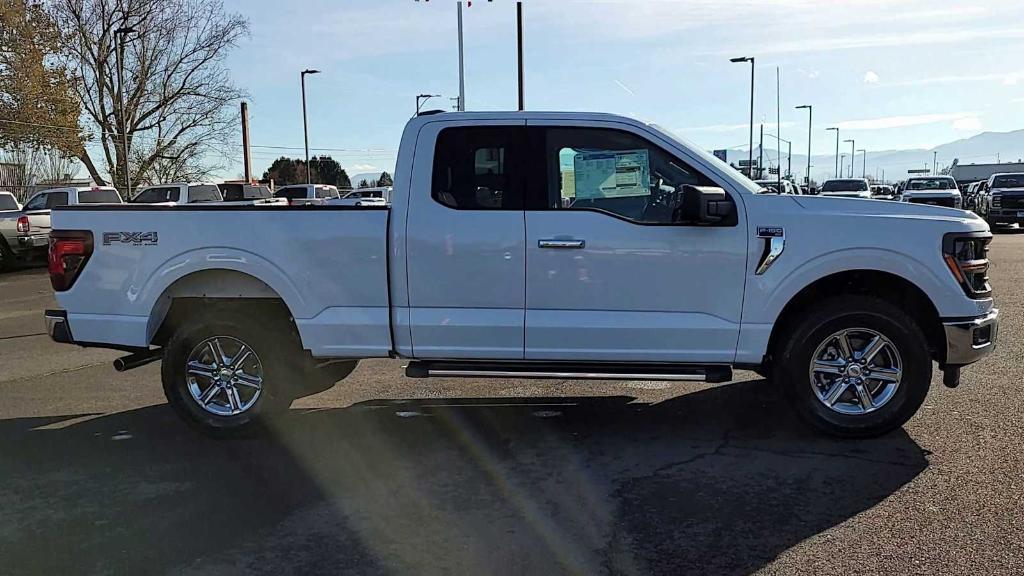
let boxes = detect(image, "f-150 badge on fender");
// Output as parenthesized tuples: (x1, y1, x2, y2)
(755, 226, 785, 274)
(102, 231, 159, 246)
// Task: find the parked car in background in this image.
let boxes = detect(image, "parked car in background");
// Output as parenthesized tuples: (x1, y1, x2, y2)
(900, 176, 962, 209)
(984, 172, 1024, 229)
(45, 110, 997, 439)
(870, 185, 896, 200)
(272, 184, 340, 205)
(132, 182, 223, 204)
(331, 186, 393, 206)
(819, 178, 872, 198)
(962, 181, 984, 213)
(0, 186, 122, 268)
(754, 180, 801, 194)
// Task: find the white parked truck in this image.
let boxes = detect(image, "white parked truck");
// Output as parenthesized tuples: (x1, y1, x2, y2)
(900, 176, 963, 209)
(0, 186, 122, 267)
(44, 111, 998, 437)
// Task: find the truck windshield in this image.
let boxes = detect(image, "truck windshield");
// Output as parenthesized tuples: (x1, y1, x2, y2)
(78, 189, 123, 203)
(132, 187, 180, 203)
(992, 175, 1024, 188)
(821, 180, 868, 192)
(907, 178, 954, 190)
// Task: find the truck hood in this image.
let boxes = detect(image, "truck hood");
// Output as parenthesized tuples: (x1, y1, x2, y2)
(791, 194, 984, 229)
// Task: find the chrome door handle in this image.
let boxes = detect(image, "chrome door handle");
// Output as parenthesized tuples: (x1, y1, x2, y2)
(538, 239, 585, 249)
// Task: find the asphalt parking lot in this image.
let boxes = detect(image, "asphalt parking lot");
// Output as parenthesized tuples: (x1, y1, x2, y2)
(1, 238, 1022, 576)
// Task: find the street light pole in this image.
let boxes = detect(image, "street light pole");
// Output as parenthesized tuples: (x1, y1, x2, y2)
(933, 151, 938, 175)
(858, 149, 867, 178)
(731, 56, 755, 178)
(457, 1, 465, 111)
(826, 127, 840, 178)
(300, 69, 320, 184)
(796, 105, 812, 185)
(115, 26, 136, 197)
(844, 139, 855, 178)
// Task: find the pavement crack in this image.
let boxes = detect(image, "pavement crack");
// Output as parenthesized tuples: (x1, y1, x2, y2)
(0, 332, 46, 341)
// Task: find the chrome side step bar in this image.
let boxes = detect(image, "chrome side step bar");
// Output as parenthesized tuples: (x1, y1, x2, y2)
(406, 361, 732, 383)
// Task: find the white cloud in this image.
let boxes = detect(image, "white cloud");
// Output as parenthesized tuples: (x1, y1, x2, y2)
(681, 121, 795, 133)
(952, 116, 983, 131)
(863, 71, 880, 84)
(349, 163, 379, 172)
(836, 111, 980, 130)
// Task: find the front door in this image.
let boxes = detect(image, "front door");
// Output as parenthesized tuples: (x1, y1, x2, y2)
(405, 122, 527, 359)
(524, 123, 748, 363)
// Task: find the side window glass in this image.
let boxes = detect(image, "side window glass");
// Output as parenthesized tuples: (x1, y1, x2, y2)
(432, 126, 522, 210)
(188, 185, 221, 203)
(545, 128, 714, 223)
(24, 194, 47, 210)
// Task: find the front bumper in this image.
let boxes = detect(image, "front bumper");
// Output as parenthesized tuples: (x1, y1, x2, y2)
(943, 309, 998, 366)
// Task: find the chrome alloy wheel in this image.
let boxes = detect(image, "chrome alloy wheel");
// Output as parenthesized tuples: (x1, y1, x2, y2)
(185, 336, 264, 416)
(808, 328, 903, 415)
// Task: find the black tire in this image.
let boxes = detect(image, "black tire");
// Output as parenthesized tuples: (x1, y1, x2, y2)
(773, 295, 931, 438)
(985, 216, 1001, 232)
(161, 309, 300, 436)
(0, 238, 16, 272)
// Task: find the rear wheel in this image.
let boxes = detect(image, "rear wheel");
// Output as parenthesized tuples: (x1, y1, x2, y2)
(161, 311, 298, 436)
(774, 296, 931, 438)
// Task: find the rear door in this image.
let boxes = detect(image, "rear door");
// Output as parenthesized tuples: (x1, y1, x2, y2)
(522, 121, 748, 363)
(405, 121, 527, 359)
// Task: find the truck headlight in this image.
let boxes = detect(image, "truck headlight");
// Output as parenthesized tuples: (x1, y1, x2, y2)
(942, 233, 991, 298)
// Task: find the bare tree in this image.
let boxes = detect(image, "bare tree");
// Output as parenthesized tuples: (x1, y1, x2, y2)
(136, 141, 221, 185)
(38, 148, 80, 184)
(51, 0, 248, 193)
(0, 144, 44, 201)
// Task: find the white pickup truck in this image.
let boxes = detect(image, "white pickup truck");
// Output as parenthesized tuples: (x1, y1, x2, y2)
(900, 176, 963, 209)
(0, 186, 122, 267)
(45, 111, 998, 438)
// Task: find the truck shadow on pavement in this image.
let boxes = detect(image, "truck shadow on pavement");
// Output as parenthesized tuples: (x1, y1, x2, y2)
(0, 379, 929, 576)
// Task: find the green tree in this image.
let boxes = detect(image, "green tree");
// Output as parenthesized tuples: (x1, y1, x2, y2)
(0, 0, 88, 171)
(377, 171, 393, 186)
(262, 157, 300, 186)
(311, 155, 350, 188)
(358, 179, 371, 188)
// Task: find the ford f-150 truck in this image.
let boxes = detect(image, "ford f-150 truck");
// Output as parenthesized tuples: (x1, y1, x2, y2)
(44, 111, 998, 437)
(900, 176, 963, 209)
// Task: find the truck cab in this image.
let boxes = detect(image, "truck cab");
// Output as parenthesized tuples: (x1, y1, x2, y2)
(131, 182, 223, 204)
(272, 184, 340, 205)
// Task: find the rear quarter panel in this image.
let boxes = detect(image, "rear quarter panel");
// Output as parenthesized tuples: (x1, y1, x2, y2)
(51, 206, 391, 357)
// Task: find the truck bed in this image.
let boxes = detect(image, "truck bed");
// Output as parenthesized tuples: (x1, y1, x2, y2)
(50, 204, 393, 357)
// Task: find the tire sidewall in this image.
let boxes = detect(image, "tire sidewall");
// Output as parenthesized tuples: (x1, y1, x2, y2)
(779, 300, 931, 437)
(162, 316, 294, 434)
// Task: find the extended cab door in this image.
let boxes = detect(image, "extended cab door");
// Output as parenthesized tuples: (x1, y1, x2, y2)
(405, 121, 527, 359)
(523, 122, 747, 363)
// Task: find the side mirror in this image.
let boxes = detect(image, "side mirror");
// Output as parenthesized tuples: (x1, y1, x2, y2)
(677, 185, 734, 225)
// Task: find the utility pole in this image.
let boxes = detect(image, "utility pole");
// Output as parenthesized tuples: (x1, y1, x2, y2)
(457, 2, 465, 111)
(300, 69, 320, 184)
(516, 1, 525, 111)
(826, 127, 839, 178)
(241, 102, 252, 182)
(776, 67, 782, 192)
(796, 105, 812, 185)
(730, 56, 755, 178)
(115, 26, 136, 198)
(759, 123, 764, 180)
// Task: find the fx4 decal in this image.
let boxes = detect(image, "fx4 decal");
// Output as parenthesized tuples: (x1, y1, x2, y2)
(102, 231, 159, 246)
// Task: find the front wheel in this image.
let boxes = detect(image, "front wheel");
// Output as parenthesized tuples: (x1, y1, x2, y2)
(161, 312, 298, 435)
(774, 296, 932, 438)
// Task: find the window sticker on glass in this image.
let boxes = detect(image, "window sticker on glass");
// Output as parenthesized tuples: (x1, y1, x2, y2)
(572, 149, 650, 199)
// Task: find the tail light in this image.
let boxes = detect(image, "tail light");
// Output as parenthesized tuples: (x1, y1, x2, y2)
(16, 216, 30, 233)
(943, 232, 991, 298)
(48, 230, 93, 292)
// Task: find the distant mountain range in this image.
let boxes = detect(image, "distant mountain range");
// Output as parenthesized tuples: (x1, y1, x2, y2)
(717, 129, 1024, 184)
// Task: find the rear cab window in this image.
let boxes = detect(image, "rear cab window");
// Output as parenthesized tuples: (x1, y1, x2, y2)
(132, 187, 180, 203)
(187, 185, 222, 203)
(0, 194, 18, 210)
(77, 189, 122, 204)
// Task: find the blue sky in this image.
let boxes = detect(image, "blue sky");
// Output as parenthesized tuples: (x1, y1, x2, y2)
(219, 0, 1024, 180)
